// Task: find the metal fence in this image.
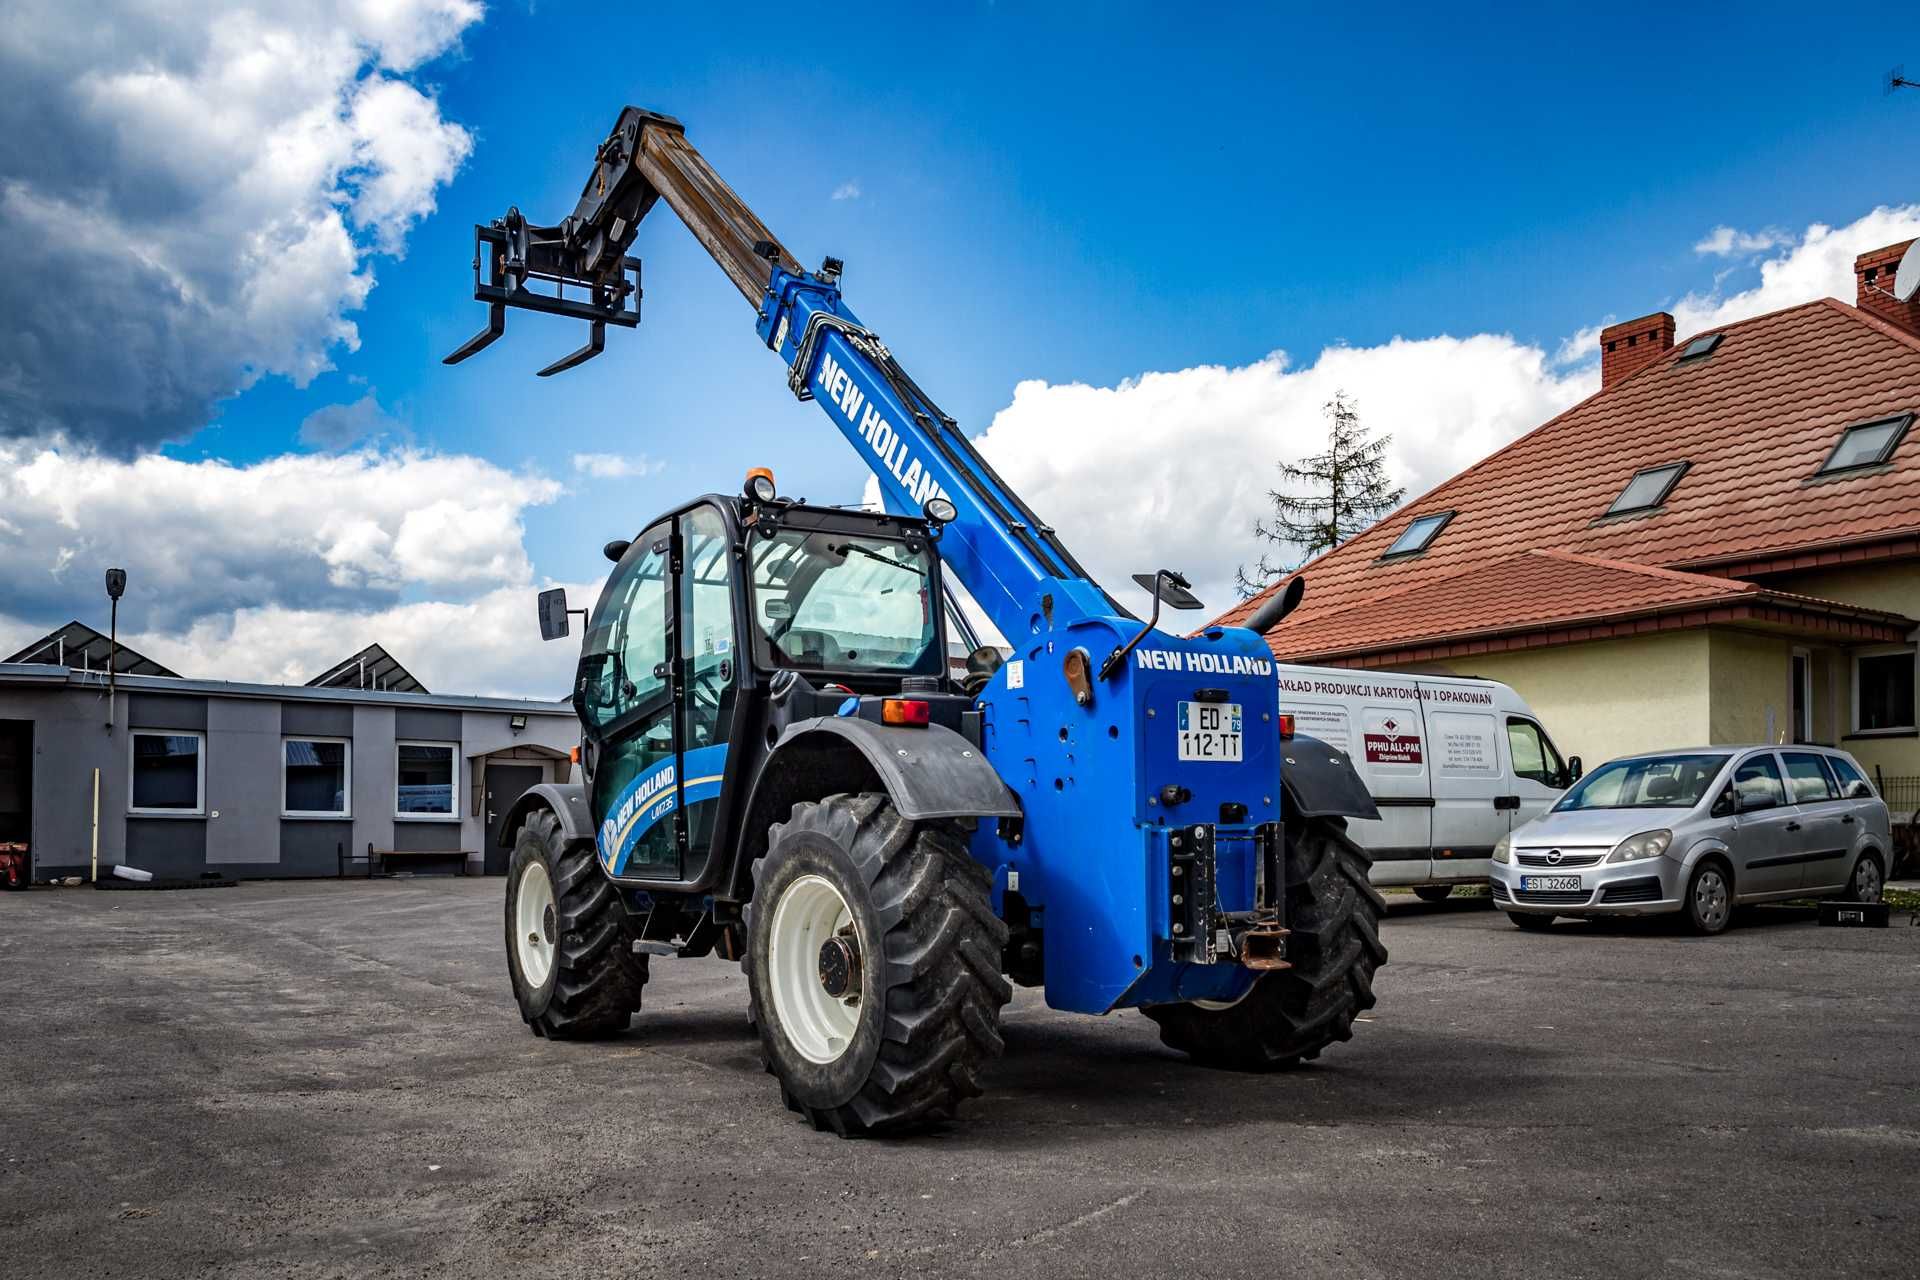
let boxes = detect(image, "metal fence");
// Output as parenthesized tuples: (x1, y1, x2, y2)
(1873, 772, 1920, 817)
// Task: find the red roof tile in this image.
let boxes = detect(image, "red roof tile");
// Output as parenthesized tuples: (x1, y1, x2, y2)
(1221, 298, 1920, 658)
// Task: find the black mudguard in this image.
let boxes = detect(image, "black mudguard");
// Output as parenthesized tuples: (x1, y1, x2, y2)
(495, 780, 595, 848)
(767, 717, 1021, 821)
(1280, 732, 1380, 822)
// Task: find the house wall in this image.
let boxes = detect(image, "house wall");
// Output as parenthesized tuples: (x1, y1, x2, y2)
(0, 677, 577, 881)
(1411, 630, 1711, 767)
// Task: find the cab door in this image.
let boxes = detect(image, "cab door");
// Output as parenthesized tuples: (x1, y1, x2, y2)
(678, 503, 743, 877)
(578, 523, 681, 879)
(1503, 716, 1568, 829)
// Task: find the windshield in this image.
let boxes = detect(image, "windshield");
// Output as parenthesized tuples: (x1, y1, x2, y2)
(1552, 753, 1728, 812)
(748, 527, 941, 676)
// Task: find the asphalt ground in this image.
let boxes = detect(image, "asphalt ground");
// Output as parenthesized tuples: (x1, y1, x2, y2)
(1, 879, 1915, 1279)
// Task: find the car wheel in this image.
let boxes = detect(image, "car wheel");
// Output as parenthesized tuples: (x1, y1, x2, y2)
(1683, 860, 1733, 936)
(1846, 854, 1884, 904)
(1413, 885, 1453, 903)
(1507, 911, 1554, 932)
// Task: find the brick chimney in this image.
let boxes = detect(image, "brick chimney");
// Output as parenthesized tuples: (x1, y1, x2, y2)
(1600, 312, 1676, 389)
(1855, 240, 1920, 337)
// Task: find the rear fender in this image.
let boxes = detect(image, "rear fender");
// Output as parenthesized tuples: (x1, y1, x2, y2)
(1279, 732, 1380, 822)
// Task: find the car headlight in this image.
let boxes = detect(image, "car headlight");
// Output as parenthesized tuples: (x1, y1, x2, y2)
(1607, 829, 1672, 863)
(1492, 833, 1511, 864)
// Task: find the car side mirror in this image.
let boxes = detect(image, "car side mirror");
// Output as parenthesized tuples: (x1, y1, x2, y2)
(1711, 787, 1736, 819)
(538, 587, 570, 641)
(1565, 755, 1583, 785)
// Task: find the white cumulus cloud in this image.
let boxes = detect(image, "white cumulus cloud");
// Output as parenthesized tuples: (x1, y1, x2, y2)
(0, 0, 482, 450)
(1674, 205, 1920, 335)
(1693, 225, 1791, 257)
(571, 453, 666, 480)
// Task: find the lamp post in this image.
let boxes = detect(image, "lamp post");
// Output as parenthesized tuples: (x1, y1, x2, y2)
(104, 568, 126, 732)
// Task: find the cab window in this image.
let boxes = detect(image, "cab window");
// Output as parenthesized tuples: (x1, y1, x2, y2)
(1505, 717, 1565, 786)
(748, 527, 940, 676)
(1730, 755, 1785, 810)
(577, 531, 671, 735)
(1780, 751, 1837, 804)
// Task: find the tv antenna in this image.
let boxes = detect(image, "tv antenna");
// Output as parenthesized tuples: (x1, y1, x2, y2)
(1888, 65, 1918, 94)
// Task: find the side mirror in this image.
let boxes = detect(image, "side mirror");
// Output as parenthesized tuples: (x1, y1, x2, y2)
(1711, 787, 1736, 819)
(1565, 755, 1583, 785)
(537, 587, 571, 641)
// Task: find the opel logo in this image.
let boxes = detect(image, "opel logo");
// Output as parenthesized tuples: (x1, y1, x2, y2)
(1545, 849, 1564, 865)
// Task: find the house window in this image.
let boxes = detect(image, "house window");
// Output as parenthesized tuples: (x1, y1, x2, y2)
(1606, 462, 1689, 516)
(1853, 650, 1916, 733)
(130, 732, 204, 815)
(283, 738, 350, 817)
(1676, 333, 1722, 361)
(1383, 511, 1454, 558)
(1819, 414, 1913, 475)
(396, 742, 458, 818)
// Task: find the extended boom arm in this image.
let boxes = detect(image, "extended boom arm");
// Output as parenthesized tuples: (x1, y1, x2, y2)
(443, 107, 1125, 642)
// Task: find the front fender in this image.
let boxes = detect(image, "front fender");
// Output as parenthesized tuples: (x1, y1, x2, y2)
(771, 717, 1021, 821)
(1675, 837, 1730, 877)
(495, 780, 594, 848)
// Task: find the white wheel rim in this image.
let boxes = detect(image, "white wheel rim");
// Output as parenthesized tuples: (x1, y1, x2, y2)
(768, 873, 861, 1065)
(515, 861, 557, 989)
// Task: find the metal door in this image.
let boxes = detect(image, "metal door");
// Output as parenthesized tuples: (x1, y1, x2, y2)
(1779, 751, 1850, 892)
(1725, 752, 1800, 896)
(483, 763, 544, 874)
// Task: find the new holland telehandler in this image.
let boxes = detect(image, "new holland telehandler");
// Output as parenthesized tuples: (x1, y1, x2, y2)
(447, 107, 1387, 1135)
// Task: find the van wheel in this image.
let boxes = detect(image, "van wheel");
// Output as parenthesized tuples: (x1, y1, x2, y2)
(1683, 860, 1733, 936)
(1413, 885, 1453, 903)
(1507, 911, 1554, 932)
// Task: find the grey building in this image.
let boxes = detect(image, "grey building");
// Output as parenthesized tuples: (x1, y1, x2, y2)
(0, 641, 578, 883)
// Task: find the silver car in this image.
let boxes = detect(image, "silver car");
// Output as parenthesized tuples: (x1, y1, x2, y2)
(1490, 745, 1890, 935)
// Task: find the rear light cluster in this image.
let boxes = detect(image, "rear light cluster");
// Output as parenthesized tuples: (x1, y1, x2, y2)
(882, 698, 932, 726)
(1277, 713, 1295, 739)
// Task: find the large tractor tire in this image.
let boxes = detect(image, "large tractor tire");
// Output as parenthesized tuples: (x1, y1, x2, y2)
(1144, 814, 1387, 1070)
(744, 793, 1010, 1136)
(505, 809, 647, 1038)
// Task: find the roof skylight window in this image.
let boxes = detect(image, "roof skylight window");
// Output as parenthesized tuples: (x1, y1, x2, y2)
(1382, 511, 1454, 558)
(1676, 333, 1722, 361)
(1818, 413, 1914, 475)
(1606, 462, 1689, 516)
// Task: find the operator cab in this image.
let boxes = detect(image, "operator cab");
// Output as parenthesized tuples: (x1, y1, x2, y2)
(541, 472, 972, 892)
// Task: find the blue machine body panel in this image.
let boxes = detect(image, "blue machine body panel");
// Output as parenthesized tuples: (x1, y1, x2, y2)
(756, 269, 1285, 1015)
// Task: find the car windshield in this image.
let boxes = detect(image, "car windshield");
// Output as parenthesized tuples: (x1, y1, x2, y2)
(748, 527, 941, 676)
(1552, 753, 1728, 811)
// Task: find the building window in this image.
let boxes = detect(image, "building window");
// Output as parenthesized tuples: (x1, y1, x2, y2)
(1819, 414, 1913, 475)
(1854, 650, 1916, 733)
(396, 741, 459, 818)
(1606, 462, 1689, 516)
(283, 738, 350, 817)
(130, 732, 204, 815)
(1676, 333, 1722, 361)
(1382, 511, 1454, 558)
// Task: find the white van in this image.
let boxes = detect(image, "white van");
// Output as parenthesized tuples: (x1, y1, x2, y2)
(1277, 665, 1577, 899)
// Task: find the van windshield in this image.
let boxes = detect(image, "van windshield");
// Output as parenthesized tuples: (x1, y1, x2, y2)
(1552, 753, 1728, 811)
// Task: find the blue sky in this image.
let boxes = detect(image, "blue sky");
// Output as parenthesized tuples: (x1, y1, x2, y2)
(3, 1, 1918, 692)
(197, 2, 1920, 579)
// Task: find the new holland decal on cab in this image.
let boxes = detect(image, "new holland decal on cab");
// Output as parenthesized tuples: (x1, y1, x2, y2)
(598, 742, 729, 876)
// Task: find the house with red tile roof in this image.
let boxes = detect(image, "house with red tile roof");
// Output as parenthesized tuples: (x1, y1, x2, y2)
(1221, 240, 1920, 793)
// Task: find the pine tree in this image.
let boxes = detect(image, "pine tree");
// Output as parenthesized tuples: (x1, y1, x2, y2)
(1236, 391, 1405, 596)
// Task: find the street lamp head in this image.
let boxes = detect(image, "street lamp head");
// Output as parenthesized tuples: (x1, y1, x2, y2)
(104, 568, 127, 601)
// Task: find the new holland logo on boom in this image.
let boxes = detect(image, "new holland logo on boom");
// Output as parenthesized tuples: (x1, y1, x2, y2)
(814, 350, 953, 509)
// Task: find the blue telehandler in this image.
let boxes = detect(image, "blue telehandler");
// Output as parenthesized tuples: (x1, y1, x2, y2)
(450, 107, 1387, 1135)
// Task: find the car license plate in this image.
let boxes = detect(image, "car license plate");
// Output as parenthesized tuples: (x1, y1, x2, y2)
(1177, 701, 1242, 762)
(1522, 875, 1582, 892)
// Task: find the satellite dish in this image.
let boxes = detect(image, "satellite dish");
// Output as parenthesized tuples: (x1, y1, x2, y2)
(1895, 239, 1920, 304)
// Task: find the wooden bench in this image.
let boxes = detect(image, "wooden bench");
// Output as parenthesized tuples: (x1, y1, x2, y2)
(362, 843, 475, 877)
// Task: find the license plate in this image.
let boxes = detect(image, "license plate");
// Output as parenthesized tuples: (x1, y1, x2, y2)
(1177, 701, 1242, 762)
(1522, 875, 1582, 892)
